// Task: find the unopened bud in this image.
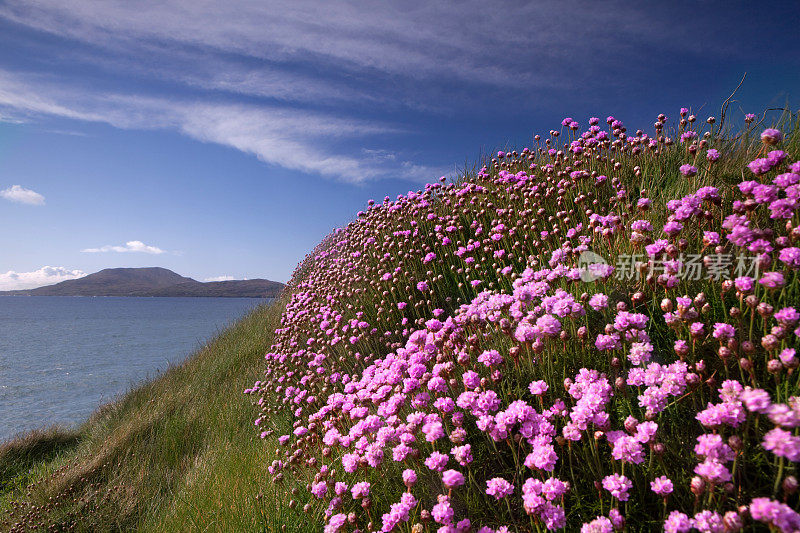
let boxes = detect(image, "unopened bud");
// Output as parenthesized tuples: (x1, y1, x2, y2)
(723, 511, 742, 532)
(783, 475, 798, 495)
(739, 358, 753, 373)
(762, 335, 780, 352)
(690, 476, 706, 496)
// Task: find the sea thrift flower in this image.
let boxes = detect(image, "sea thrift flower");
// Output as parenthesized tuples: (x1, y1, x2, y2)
(351, 482, 370, 499)
(761, 128, 783, 145)
(749, 497, 800, 531)
(529, 380, 549, 395)
(442, 469, 465, 489)
(679, 164, 697, 177)
(486, 477, 514, 499)
(664, 511, 693, 533)
(650, 476, 673, 496)
(602, 473, 632, 501)
(425, 451, 449, 472)
(760, 271, 785, 289)
(693, 510, 724, 533)
(581, 517, 613, 532)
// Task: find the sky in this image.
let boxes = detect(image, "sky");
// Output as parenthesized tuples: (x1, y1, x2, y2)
(0, 0, 798, 289)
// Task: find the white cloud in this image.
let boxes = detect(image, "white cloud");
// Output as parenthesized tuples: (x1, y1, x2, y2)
(0, 1, 688, 88)
(0, 1, 731, 184)
(1, 185, 45, 205)
(0, 266, 85, 290)
(0, 70, 445, 183)
(81, 240, 165, 254)
(203, 275, 235, 282)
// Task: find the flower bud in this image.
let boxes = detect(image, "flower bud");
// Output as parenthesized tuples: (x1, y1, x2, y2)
(739, 358, 753, 373)
(723, 511, 742, 532)
(757, 302, 774, 318)
(762, 335, 779, 352)
(690, 476, 706, 496)
(632, 291, 646, 306)
(783, 475, 798, 495)
(721, 280, 733, 292)
(660, 298, 673, 313)
(718, 346, 732, 362)
(767, 359, 783, 374)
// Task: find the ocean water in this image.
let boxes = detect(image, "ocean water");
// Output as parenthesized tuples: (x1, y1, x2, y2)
(0, 296, 267, 441)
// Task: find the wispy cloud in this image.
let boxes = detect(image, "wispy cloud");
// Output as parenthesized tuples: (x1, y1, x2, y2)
(81, 240, 166, 254)
(0, 70, 444, 183)
(0, 265, 85, 290)
(0, 1, 766, 185)
(203, 275, 235, 282)
(1, 184, 45, 205)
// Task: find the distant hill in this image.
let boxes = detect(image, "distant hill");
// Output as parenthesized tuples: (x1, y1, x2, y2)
(0, 267, 284, 298)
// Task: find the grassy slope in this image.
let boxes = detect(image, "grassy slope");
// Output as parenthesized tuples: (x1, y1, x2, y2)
(1, 300, 302, 532)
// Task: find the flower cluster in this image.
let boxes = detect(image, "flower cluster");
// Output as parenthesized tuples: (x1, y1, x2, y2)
(250, 113, 799, 531)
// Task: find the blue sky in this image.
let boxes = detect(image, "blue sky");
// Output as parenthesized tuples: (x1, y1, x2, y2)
(0, 0, 798, 288)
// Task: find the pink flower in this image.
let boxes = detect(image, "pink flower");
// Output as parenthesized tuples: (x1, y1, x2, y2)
(601, 473, 632, 501)
(486, 477, 514, 499)
(529, 380, 549, 395)
(761, 128, 783, 145)
(351, 481, 370, 499)
(650, 476, 673, 496)
(442, 469, 465, 489)
(402, 469, 417, 488)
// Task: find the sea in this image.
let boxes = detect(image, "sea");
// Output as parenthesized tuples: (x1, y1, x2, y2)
(0, 296, 267, 442)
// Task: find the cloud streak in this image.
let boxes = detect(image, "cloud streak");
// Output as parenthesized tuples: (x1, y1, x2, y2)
(0, 1, 772, 185)
(0, 70, 446, 183)
(0, 266, 85, 290)
(81, 240, 166, 254)
(1, 185, 45, 205)
(203, 275, 235, 282)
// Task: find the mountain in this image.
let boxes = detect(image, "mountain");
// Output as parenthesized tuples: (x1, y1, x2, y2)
(0, 267, 284, 298)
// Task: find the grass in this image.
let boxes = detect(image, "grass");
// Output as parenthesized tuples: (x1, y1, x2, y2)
(0, 298, 309, 532)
